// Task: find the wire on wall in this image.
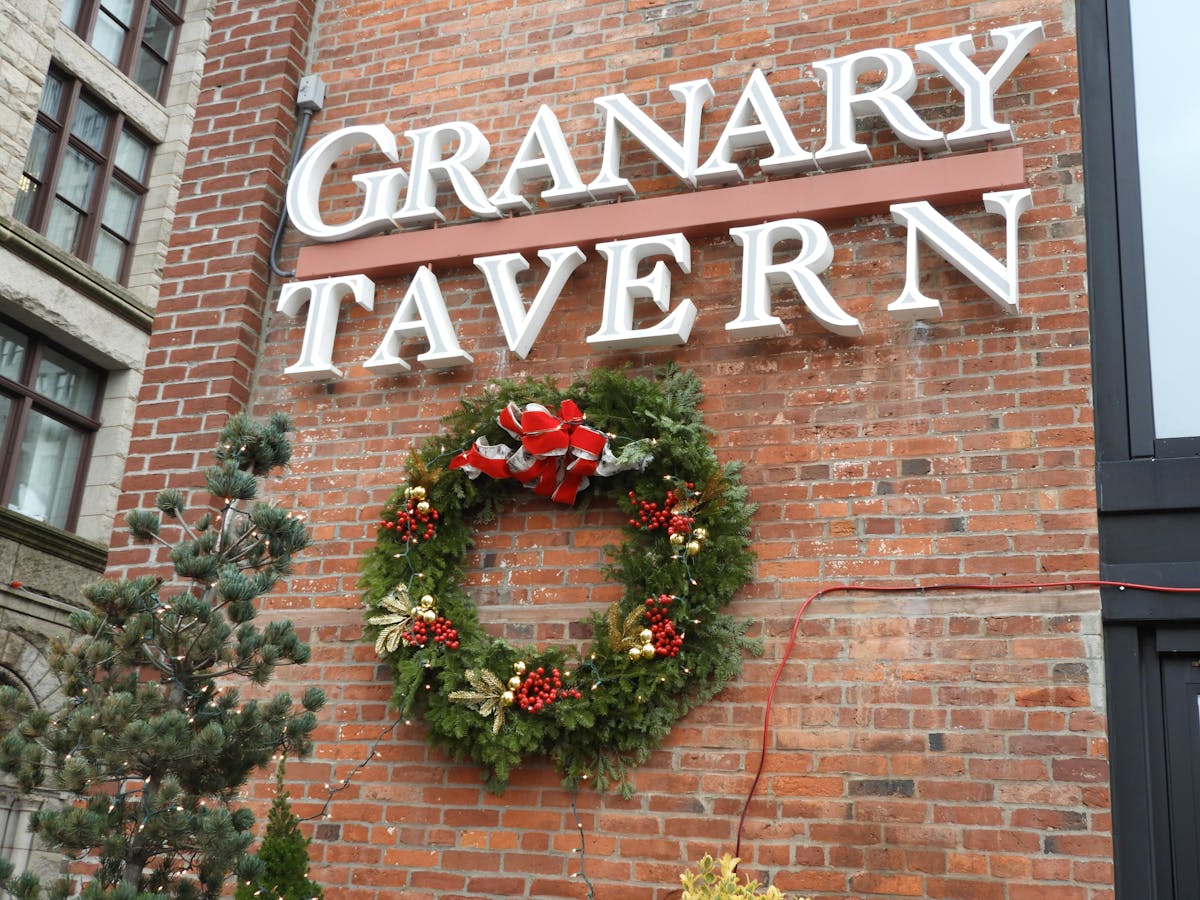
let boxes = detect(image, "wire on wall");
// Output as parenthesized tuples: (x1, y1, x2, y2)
(733, 577, 1200, 858)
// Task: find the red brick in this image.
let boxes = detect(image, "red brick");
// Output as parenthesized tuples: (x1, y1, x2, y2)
(106, 1, 1110, 898)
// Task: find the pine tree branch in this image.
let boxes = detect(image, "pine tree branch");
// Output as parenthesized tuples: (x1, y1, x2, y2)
(144, 531, 177, 552)
(139, 642, 176, 677)
(0, 414, 324, 898)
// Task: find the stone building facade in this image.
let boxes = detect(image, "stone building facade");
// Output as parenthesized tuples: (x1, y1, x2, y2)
(0, 0, 215, 876)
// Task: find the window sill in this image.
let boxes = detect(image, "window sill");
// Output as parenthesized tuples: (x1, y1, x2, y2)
(0, 216, 153, 334)
(0, 507, 108, 572)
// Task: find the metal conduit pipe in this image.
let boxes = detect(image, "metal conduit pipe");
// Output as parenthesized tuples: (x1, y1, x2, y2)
(269, 74, 325, 279)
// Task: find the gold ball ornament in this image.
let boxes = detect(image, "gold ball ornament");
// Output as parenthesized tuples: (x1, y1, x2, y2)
(411, 485, 426, 501)
(416, 500, 431, 514)
(420, 594, 435, 608)
(639, 628, 654, 643)
(641, 643, 657, 659)
(628, 646, 644, 661)
(669, 532, 686, 546)
(501, 691, 515, 706)
(693, 527, 708, 541)
(513, 660, 527, 676)
(508, 676, 523, 690)
(421, 609, 438, 624)
(686, 540, 701, 556)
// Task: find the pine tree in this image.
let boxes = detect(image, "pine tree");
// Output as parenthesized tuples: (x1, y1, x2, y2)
(234, 762, 323, 900)
(0, 413, 327, 899)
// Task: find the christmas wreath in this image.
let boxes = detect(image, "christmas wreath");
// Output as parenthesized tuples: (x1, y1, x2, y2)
(360, 366, 756, 794)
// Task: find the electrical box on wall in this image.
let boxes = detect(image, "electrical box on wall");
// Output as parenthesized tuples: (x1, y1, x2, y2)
(297, 75, 325, 112)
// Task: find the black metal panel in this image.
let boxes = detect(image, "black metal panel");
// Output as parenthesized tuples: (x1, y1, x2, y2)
(1078, 0, 1130, 463)
(1098, 460, 1200, 512)
(1145, 637, 1176, 900)
(1084, 2, 1200, 896)
(1103, 588, 1200, 624)
(1101, 0, 1156, 459)
(1103, 626, 1166, 897)
(1100, 511, 1200, 564)
(1156, 629, 1200, 653)
(1161, 655, 1200, 896)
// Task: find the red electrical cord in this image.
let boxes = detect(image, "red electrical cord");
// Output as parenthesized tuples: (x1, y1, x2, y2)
(733, 578, 1200, 858)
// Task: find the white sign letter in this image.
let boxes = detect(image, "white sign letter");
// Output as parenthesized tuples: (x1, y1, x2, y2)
(916, 22, 1045, 149)
(395, 123, 500, 226)
(887, 188, 1034, 320)
(590, 79, 716, 197)
(475, 246, 586, 358)
(728, 220, 862, 338)
(490, 106, 591, 211)
(286, 125, 406, 241)
(813, 48, 945, 168)
(364, 267, 473, 372)
(695, 69, 815, 185)
(587, 234, 696, 350)
(277, 274, 375, 379)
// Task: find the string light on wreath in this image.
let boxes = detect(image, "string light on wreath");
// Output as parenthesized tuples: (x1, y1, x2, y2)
(360, 366, 757, 795)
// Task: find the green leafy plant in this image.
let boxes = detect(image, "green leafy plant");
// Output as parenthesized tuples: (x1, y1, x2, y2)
(0, 413, 326, 899)
(235, 761, 323, 900)
(680, 854, 806, 900)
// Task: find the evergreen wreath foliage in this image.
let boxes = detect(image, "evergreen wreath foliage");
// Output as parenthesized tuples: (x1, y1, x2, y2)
(360, 366, 757, 794)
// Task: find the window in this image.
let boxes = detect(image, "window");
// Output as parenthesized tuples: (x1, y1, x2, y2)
(0, 316, 104, 532)
(13, 69, 152, 285)
(1080, 0, 1200, 520)
(1125, 2, 1200, 446)
(60, 0, 185, 100)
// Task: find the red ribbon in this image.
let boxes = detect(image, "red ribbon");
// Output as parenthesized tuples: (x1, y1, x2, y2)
(449, 400, 613, 504)
(448, 441, 511, 480)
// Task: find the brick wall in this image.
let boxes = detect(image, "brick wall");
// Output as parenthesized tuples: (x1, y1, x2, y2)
(111, 0, 317, 568)
(113, 0, 1107, 897)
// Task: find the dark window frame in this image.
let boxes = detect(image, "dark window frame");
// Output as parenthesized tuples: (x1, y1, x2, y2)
(1081, 1, 1200, 519)
(1102, 617, 1200, 899)
(0, 314, 105, 533)
(15, 68, 152, 286)
(62, 0, 185, 101)
(1081, 3, 1200, 897)
(1081, 0, 1200, 586)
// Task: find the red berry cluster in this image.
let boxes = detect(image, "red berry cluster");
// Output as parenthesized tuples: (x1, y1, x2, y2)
(404, 616, 460, 649)
(514, 667, 582, 713)
(627, 484, 695, 534)
(380, 497, 440, 543)
(645, 594, 684, 657)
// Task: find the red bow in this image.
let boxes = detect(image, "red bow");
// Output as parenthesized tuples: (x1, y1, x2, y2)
(450, 400, 613, 504)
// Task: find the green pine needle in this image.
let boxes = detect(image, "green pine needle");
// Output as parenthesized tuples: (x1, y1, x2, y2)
(361, 366, 756, 793)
